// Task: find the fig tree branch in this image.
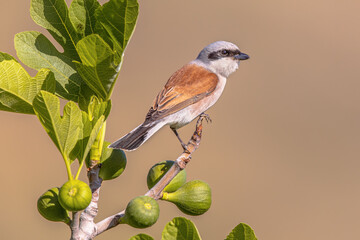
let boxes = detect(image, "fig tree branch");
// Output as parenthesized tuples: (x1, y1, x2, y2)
(94, 116, 206, 236)
(70, 212, 80, 239)
(70, 162, 103, 240)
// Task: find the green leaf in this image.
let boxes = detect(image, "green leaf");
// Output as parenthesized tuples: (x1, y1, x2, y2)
(69, 0, 87, 35)
(71, 112, 104, 164)
(87, 96, 111, 121)
(0, 60, 55, 114)
(78, 84, 112, 117)
(162, 217, 201, 240)
(78, 84, 97, 111)
(69, 0, 101, 36)
(33, 91, 82, 162)
(71, 113, 104, 164)
(15, 31, 82, 101)
(95, 0, 139, 57)
(74, 34, 120, 100)
(129, 234, 154, 240)
(0, 52, 17, 62)
(70, 96, 110, 164)
(225, 223, 258, 240)
(30, 0, 80, 59)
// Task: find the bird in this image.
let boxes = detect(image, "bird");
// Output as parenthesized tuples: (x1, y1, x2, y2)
(109, 41, 249, 151)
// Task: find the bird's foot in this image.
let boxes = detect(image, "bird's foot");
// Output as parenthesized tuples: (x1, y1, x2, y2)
(198, 113, 212, 125)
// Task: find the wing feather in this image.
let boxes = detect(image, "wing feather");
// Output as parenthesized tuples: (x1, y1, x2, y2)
(145, 64, 219, 122)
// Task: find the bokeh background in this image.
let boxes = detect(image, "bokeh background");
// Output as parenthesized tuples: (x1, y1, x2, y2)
(1, 0, 360, 239)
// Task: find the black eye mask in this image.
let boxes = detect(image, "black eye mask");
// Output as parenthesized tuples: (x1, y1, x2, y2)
(208, 49, 241, 60)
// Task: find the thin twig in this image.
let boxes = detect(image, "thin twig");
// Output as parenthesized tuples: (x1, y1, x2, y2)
(95, 116, 205, 236)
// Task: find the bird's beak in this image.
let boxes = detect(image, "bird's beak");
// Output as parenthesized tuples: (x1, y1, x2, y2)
(235, 52, 249, 61)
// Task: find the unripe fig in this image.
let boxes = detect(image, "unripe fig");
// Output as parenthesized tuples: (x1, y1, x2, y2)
(58, 180, 92, 212)
(162, 180, 211, 216)
(147, 161, 186, 192)
(121, 196, 160, 228)
(37, 187, 70, 223)
(99, 142, 127, 180)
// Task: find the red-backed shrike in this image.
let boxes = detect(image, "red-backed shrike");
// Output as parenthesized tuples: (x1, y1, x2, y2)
(109, 41, 249, 151)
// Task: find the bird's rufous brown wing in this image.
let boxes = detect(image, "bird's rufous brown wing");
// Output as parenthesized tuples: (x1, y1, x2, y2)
(145, 63, 219, 122)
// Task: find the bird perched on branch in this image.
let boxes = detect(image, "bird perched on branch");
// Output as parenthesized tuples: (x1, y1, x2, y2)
(109, 41, 249, 151)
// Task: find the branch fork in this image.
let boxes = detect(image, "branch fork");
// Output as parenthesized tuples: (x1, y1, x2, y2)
(69, 117, 206, 239)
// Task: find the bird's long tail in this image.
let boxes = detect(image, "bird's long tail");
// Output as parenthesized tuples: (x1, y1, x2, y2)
(109, 122, 165, 151)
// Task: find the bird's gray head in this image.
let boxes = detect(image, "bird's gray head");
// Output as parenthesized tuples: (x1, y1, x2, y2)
(196, 41, 249, 78)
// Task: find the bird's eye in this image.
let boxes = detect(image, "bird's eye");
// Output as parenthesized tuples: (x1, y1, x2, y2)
(221, 50, 230, 56)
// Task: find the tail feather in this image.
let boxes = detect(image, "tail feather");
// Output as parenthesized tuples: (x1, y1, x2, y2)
(109, 122, 164, 151)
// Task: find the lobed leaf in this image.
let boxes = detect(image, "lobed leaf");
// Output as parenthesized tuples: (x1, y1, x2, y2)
(18, 0, 138, 103)
(129, 234, 154, 240)
(87, 95, 111, 121)
(0, 59, 55, 114)
(69, 0, 101, 36)
(69, 0, 87, 35)
(33, 91, 82, 162)
(78, 84, 97, 111)
(30, 0, 81, 60)
(70, 112, 104, 164)
(70, 96, 110, 164)
(225, 223, 258, 240)
(0, 52, 17, 62)
(162, 217, 201, 240)
(96, 0, 138, 52)
(15, 31, 82, 101)
(74, 34, 120, 100)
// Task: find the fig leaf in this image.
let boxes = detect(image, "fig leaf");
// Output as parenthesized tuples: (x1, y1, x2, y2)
(33, 91, 82, 163)
(162, 217, 201, 240)
(70, 96, 107, 164)
(129, 233, 154, 240)
(74, 34, 120, 100)
(68, 0, 101, 36)
(95, 0, 139, 54)
(225, 223, 258, 240)
(0, 59, 55, 114)
(30, 0, 81, 60)
(15, 31, 82, 101)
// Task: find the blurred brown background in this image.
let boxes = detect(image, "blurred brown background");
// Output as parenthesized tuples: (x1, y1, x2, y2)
(1, 0, 360, 239)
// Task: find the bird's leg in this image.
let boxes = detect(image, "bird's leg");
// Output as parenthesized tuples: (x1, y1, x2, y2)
(198, 112, 212, 124)
(171, 128, 188, 151)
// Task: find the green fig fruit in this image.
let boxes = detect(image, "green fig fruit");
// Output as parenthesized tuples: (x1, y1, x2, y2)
(37, 187, 70, 223)
(162, 180, 211, 216)
(147, 161, 186, 192)
(99, 142, 127, 180)
(58, 180, 92, 212)
(122, 196, 160, 228)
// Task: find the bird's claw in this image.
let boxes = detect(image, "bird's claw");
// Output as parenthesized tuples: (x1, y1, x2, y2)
(198, 113, 212, 124)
